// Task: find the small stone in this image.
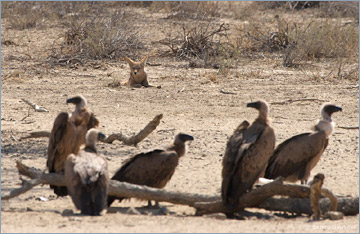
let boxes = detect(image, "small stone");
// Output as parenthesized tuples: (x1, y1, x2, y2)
(26, 207, 33, 212)
(69, 217, 81, 221)
(325, 211, 344, 220)
(36, 196, 48, 202)
(62, 209, 74, 216)
(126, 207, 140, 215)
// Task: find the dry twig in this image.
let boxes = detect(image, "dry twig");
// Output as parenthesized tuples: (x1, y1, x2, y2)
(21, 99, 49, 112)
(271, 98, 326, 105)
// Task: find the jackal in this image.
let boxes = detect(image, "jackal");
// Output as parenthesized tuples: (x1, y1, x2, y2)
(121, 55, 152, 88)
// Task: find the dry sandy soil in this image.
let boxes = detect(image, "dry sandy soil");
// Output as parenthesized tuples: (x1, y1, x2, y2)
(1, 3, 359, 233)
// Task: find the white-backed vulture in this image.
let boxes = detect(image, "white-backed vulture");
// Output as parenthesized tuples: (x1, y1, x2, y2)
(221, 100, 275, 216)
(47, 95, 99, 196)
(107, 133, 194, 208)
(264, 103, 342, 184)
(65, 128, 108, 216)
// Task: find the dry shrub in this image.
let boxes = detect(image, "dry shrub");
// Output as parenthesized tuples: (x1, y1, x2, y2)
(254, 1, 320, 10)
(160, 21, 235, 70)
(1, 2, 113, 30)
(284, 19, 359, 67)
(237, 15, 358, 68)
(236, 15, 289, 55)
(319, 1, 359, 20)
(151, 1, 220, 20)
(51, 10, 144, 63)
(2, 2, 43, 30)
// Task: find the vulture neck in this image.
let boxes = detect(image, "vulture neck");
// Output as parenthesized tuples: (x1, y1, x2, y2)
(84, 140, 97, 153)
(255, 111, 269, 125)
(169, 140, 186, 157)
(314, 113, 335, 137)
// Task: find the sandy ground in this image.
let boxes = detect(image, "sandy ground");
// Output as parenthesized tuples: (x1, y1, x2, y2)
(1, 3, 359, 233)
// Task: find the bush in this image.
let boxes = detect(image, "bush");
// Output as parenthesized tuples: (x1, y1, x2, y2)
(2, 2, 42, 30)
(51, 10, 144, 62)
(160, 21, 235, 70)
(236, 15, 358, 67)
(284, 19, 359, 66)
(151, 1, 220, 20)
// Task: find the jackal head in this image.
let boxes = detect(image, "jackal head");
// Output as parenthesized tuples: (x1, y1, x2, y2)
(125, 55, 147, 77)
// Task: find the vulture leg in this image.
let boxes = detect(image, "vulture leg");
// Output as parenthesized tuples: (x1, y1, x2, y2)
(146, 200, 160, 209)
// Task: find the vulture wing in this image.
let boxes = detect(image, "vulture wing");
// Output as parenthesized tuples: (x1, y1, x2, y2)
(226, 125, 275, 206)
(47, 112, 69, 172)
(221, 121, 250, 205)
(108, 149, 178, 207)
(265, 131, 328, 181)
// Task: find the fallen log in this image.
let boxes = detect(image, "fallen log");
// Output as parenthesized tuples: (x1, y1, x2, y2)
(257, 196, 359, 216)
(2, 161, 358, 217)
(19, 114, 163, 146)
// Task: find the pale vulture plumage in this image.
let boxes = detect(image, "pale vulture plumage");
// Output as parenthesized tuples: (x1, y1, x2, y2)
(65, 128, 108, 216)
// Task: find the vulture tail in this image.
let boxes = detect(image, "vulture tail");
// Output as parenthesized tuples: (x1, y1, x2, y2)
(51, 185, 68, 196)
(107, 195, 125, 207)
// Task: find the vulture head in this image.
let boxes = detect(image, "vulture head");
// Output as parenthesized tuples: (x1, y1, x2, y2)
(247, 100, 270, 122)
(172, 133, 194, 157)
(321, 104, 342, 122)
(176, 133, 194, 142)
(67, 95, 87, 113)
(85, 128, 106, 151)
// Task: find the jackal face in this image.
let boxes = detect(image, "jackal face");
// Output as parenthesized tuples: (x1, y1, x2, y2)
(125, 56, 147, 78)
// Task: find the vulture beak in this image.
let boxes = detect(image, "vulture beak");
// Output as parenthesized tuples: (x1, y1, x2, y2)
(178, 133, 194, 142)
(97, 132, 107, 142)
(323, 104, 342, 117)
(67, 96, 83, 105)
(246, 101, 261, 110)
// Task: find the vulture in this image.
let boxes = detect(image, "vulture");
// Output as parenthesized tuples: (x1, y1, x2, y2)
(107, 133, 194, 208)
(264, 103, 342, 184)
(65, 128, 108, 216)
(221, 100, 275, 215)
(47, 95, 99, 196)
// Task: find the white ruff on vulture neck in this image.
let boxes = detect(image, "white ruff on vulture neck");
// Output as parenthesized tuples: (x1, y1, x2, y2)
(314, 109, 335, 137)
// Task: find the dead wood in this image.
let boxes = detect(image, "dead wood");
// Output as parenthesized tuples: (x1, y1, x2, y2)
(219, 89, 236, 95)
(270, 98, 326, 105)
(20, 131, 51, 140)
(2, 162, 358, 217)
(102, 114, 163, 145)
(19, 114, 163, 146)
(21, 98, 49, 112)
(257, 196, 358, 216)
(337, 126, 359, 130)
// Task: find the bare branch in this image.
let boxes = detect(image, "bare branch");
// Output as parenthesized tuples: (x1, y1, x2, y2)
(101, 114, 163, 145)
(19, 114, 163, 146)
(21, 98, 49, 112)
(20, 131, 51, 140)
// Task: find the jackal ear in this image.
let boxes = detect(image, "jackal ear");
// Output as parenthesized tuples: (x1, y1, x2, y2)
(125, 57, 134, 65)
(140, 55, 148, 65)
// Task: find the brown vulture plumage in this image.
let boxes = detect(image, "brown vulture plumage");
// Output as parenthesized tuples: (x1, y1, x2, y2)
(47, 95, 99, 196)
(264, 103, 342, 184)
(221, 100, 275, 215)
(65, 128, 108, 216)
(107, 133, 194, 208)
